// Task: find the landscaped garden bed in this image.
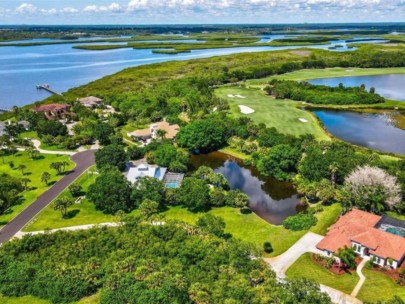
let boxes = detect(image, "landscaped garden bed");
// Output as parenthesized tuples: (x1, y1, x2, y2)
(311, 253, 359, 275)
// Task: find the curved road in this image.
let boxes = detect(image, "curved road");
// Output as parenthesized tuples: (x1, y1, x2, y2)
(0, 150, 95, 244)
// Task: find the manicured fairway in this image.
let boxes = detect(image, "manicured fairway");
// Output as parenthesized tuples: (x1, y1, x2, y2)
(0, 151, 73, 227)
(286, 253, 360, 295)
(247, 67, 405, 86)
(357, 269, 405, 302)
(216, 86, 329, 140)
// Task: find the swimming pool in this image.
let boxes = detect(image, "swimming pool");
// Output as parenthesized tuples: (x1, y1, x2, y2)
(165, 182, 179, 189)
(386, 227, 405, 238)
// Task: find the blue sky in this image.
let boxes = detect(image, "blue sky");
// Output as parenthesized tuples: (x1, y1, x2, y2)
(0, 0, 404, 24)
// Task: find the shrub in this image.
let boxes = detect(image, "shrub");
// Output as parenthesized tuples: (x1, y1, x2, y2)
(263, 242, 273, 253)
(282, 212, 317, 231)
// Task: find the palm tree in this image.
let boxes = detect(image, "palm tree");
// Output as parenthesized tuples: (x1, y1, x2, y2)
(336, 246, 356, 270)
(41, 172, 51, 185)
(50, 162, 62, 175)
(329, 162, 338, 188)
(53, 197, 73, 218)
(61, 161, 70, 173)
(18, 164, 26, 175)
(156, 129, 167, 141)
(21, 178, 31, 191)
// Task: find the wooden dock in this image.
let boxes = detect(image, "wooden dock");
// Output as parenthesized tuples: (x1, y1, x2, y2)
(36, 84, 62, 96)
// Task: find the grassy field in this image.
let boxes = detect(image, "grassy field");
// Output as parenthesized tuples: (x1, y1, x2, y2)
(247, 67, 405, 86)
(310, 203, 341, 235)
(23, 166, 117, 231)
(357, 269, 405, 302)
(0, 151, 73, 227)
(216, 86, 330, 140)
(0, 293, 99, 304)
(286, 253, 360, 294)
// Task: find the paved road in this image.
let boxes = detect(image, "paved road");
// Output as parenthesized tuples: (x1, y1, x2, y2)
(0, 150, 95, 244)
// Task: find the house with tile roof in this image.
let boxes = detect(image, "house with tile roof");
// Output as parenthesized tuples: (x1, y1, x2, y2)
(128, 121, 180, 141)
(77, 96, 103, 108)
(316, 209, 405, 269)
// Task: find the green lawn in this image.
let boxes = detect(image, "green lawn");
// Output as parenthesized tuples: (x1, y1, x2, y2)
(0, 293, 99, 304)
(310, 203, 341, 235)
(0, 151, 73, 227)
(286, 253, 360, 295)
(24, 166, 117, 232)
(216, 86, 329, 140)
(357, 269, 405, 302)
(247, 67, 405, 85)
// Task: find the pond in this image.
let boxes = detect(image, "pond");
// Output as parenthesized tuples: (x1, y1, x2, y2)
(190, 152, 304, 225)
(308, 74, 405, 101)
(313, 110, 405, 154)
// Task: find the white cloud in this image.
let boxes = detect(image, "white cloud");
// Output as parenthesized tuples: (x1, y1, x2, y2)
(9, 0, 405, 22)
(61, 7, 79, 14)
(16, 3, 37, 14)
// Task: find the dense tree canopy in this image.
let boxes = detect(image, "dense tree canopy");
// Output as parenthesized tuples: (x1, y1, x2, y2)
(0, 173, 23, 215)
(95, 144, 128, 171)
(257, 144, 302, 181)
(87, 166, 133, 214)
(177, 118, 228, 152)
(0, 218, 332, 304)
(265, 79, 385, 105)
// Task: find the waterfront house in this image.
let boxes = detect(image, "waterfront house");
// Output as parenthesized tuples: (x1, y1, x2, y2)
(316, 209, 405, 269)
(77, 96, 103, 108)
(128, 121, 180, 141)
(33, 104, 71, 120)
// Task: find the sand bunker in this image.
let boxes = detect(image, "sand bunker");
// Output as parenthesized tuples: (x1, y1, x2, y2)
(235, 94, 246, 99)
(227, 94, 235, 98)
(299, 118, 308, 123)
(239, 105, 255, 114)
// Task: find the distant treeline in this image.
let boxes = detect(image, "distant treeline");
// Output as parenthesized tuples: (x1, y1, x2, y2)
(265, 79, 385, 105)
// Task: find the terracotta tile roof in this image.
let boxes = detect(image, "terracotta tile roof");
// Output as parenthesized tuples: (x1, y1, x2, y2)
(33, 104, 70, 112)
(316, 209, 405, 261)
(129, 121, 180, 139)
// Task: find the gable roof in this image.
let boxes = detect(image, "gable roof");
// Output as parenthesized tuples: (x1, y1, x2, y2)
(316, 209, 405, 261)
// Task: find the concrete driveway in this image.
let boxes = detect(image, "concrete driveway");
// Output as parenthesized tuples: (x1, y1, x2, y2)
(264, 232, 363, 304)
(265, 231, 324, 278)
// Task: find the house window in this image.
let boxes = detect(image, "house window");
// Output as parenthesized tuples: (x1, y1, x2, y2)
(373, 256, 380, 264)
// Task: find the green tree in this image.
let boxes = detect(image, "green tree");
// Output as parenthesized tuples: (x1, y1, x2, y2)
(68, 183, 82, 197)
(50, 162, 63, 175)
(131, 177, 165, 208)
(18, 164, 26, 175)
(196, 214, 226, 238)
(257, 144, 301, 181)
(177, 177, 210, 212)
(95, 144, 128, 171)
(139, 199, 159, 218)
(87, 166, 133, 214)
(53, 197, 74, 218)
(21, 178, 31, 191)
(177, 118, 228, 152)
(94, 123, 115, 145)
(336, 246, 356, 270)
(41, 171, 51, 185)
